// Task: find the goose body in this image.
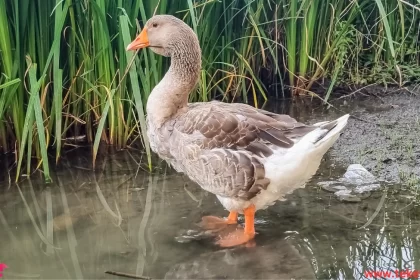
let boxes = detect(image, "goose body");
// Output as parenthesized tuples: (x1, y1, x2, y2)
(127, 15, 349, 247)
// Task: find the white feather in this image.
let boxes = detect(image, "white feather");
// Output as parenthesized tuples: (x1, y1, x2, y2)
(217, 114, 350, 213)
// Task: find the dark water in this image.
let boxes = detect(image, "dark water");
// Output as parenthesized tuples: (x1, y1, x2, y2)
(1, 98, 420, 280)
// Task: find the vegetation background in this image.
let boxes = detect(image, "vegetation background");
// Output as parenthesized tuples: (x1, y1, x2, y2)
(1, 0, 419, 181)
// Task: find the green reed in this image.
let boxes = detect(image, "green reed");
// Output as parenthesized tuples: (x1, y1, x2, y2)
(0, 0, 419, 181)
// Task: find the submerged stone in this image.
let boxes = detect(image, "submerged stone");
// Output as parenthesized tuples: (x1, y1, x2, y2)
(334, 190, 362, 202)
(318, 182, 347, 193)
(354, 183, 381, 194)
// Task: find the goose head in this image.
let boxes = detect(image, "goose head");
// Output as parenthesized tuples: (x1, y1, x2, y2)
(126, 15, 201, 60)
(126, 15, 202, 125)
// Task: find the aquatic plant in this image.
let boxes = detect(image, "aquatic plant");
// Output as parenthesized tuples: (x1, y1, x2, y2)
(1, 0, 420, 180)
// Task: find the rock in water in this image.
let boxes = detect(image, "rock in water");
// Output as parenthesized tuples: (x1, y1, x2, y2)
(340, 164, 377, 185)
(317, 164, 381, 202)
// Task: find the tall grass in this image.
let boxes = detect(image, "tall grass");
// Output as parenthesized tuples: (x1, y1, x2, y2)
(1, 0, 420, 181)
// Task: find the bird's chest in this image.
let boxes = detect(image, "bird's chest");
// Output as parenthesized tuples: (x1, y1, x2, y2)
(146, 118, 173, 160)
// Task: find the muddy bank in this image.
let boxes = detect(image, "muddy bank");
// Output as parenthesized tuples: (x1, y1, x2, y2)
(264, 89, 419, 185)
(329, 93, 420, 185)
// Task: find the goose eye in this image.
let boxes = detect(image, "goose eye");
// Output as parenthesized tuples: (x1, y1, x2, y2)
(152, 23, 158, 28)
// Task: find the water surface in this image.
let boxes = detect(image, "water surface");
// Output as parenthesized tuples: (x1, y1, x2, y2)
(1, 98, 419, 279)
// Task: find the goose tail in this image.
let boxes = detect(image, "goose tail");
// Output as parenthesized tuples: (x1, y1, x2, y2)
(310, 114, 350, 154)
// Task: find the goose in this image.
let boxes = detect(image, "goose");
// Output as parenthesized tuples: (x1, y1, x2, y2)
(127, 15, 349, 247)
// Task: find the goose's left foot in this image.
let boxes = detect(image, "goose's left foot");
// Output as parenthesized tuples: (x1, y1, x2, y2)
(216, 205, 256, 247)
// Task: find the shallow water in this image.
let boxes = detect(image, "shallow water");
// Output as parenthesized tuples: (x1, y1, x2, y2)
(1, 98, 420, 279)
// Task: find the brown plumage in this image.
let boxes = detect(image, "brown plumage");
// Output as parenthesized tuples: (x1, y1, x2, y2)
(157, 102, 316, 200)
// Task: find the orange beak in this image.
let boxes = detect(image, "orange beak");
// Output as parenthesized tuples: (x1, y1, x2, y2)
(126, 27, 150, 51)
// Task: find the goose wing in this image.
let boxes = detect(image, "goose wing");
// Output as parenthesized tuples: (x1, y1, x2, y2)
(169, 101, 315, 200)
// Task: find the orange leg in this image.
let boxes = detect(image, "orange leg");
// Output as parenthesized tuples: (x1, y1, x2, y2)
(198, 211, 238, 230)
(226, 211, 238, 224)
(216, 205, 256, 247)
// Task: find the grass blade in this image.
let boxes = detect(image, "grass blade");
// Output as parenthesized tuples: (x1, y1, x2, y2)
(374, 0, 396, 59)
(121, 15, 152, 170)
